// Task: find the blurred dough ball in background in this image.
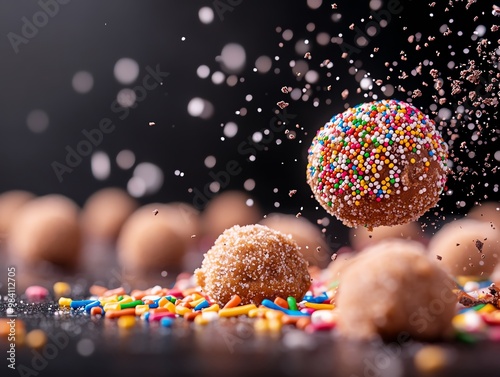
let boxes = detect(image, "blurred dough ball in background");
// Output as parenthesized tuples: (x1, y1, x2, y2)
(81, 187, 138, 242)
(467, 201, 500, 229)
(0, 190, 35, 242)
(260, 213, 331, 269)
(428, 218, 500, 278)
(322, 249, 357, 284)
(200, 190, 262, 246)
(349, 221, 425, 252)
(8, 194, 82, 269)
(160, 202, 202, 272)
(337, 239, 456, 341)
(117, 203, 189, 276)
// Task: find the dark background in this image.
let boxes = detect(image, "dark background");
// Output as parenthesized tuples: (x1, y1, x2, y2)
(0, 0, 498, 246)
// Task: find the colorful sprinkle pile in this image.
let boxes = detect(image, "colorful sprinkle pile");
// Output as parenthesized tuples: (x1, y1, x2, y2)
(56, 279, 337, 333)
(307, 99, 449, 228)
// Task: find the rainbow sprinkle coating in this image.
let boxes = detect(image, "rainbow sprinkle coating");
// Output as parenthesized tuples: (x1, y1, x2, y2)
(307, 99, 449, 228)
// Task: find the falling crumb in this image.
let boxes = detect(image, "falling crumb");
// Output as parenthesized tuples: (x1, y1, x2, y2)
(349, 23, 355, 30)
(148, 122, 156, 126)
(331, 3, 337, 9)
(277, 101, 289, 109)
(327, 85, 332, 91)
(341, 89, 349, 99)
(304, 52, 311, 60)
(191, 234, 196, 239)
(281, 86, 289, 94)
(153, 209, 159, 216)
(289, 190, 297, 197)
(341, 52, 348, 59)
(436, 255, 443, 261)
(475, 239, 484, 252)
(295, 212, 302, 218)
(316, 247, 321, 252)
(331, 254, 338, 261)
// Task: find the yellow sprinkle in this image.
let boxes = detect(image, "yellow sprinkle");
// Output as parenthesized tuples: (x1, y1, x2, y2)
(202, 304, 220, 312)
(99, 295, 119, 305)
(53, 282, 71, 298)
(194, 314, 209, 326)
(218, 304, 257, 317)
(103, 303, 121, 312)
(119, 296, 133, 304)
(117, 315, 136, 329)
(58, 297, 72, 307)
(248, 308, 268, 318)
(135, 305, 149, 316)
(158, 297, 169, 308)
(387, 189, 392, 194)
(304, 303, 335, 310)
(268, 318, 282, 332)
(165, 301, 176, 313)
(355, 201, 360, 206)
(414, 346, 447, 373)
(478, 304, 497, 314)
(265, 310, 284, 320)
(190, 297, 205, 308)
(410, 158, 416, 164)
(175, 306, 191, 316)
(425, 161, 430, 167)
(254, 318, 268, 333)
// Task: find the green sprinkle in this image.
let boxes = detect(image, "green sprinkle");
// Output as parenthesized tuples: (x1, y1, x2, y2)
(120, 300, 144, 309)
(117, 296, 124, 301)
(287, 297, 298, 311)
(472, 304, 486, 311)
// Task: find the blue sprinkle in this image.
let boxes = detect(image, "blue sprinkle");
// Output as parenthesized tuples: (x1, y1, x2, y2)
(160, 317, 174, 327)
(261, 299, 308, 317)
(70, 300, 97, 309)
(194, 300, 210, 311)
(84, 300, 101, 313)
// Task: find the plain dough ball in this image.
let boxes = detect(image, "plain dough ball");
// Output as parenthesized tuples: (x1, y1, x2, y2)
(8, 194, 81, 268)
(260, 213, 331, 268)
(117, 204, 186, 274)
(337, 239, 456, 341)
(81, 188, 138, 241)
(0, 190, 35, 237)
(349, 221, 425, 251)
(201, 191, 261, 243)
(428, 219, 500, 277)
(195, 224, 311, 306)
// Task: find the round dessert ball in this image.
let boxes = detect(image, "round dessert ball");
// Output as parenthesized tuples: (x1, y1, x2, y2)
(8, 195, 81, 268)
(336, 239, 456, 341)
(428, 219, 500, 277)
(349, 221, 424, 251)
(0, 190, 35, 237)
(81, 187, 138, 241)
(201, 190, 261, 244)
(307, 99, 449, 229)
(195, 224, 311, 305)
(260, 213, 331, 268)
(117, 204, 186, 274)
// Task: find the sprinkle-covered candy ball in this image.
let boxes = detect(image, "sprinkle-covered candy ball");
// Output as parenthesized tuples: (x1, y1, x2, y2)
(307, 99, 449, 229)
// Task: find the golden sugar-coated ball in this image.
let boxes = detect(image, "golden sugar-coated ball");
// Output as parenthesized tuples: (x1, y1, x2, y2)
(117, 204, 186, 274)
(428, 219, 500, 277)
(8, 194, 81, 268)
(307, 99, 449, 229)
(349, 221, 424, 251)
(260, 213, 331, 268)
(337, 239, 456, 341)
(195, 224, 311, 306)
(81, 187, 138, 241)
(0, 190, 35, 237)
(201, 190, 261, 243)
